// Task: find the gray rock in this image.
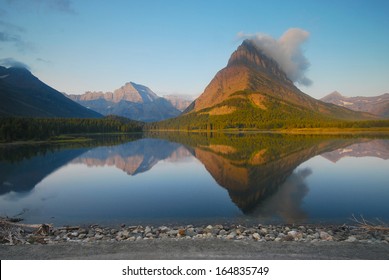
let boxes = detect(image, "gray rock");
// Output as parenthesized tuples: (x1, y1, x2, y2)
(185, 228, 196, 237)
(144, 226, 152, 235)
(252, 233, 261, 240)
(78, 228, 88, 234)
(287, 230, 301, 240)
(158, 226, 169, 233)
(319, 231, 333, 241)
(167, 230, 178, 236)
(95, 234, 104, 240)
(121, 230, 130, 238)
(78, 234, 86, 239)
(226, 232, 237, 240)
(346, 236, 358, 242)
(205, 225, 213, 231)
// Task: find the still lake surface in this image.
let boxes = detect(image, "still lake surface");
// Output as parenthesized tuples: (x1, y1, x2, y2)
(1, 133, 388, 226)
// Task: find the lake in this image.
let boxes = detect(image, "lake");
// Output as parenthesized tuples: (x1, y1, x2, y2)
(1, 132, 388, 226)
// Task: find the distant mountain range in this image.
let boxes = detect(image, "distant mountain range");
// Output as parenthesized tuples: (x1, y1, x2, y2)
(66, 83, 186, 122)
(321, 91, 389, 118)
(157, 39, 373, 130)
(163, 94, 195, 112)
(0, 66, 101, 118)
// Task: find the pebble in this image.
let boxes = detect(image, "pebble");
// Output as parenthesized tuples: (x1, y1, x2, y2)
(1, 223, 387, 245)
(252, 233, 260, 240)
(346, 236, 358, 242)
(319, 231, 333, 241)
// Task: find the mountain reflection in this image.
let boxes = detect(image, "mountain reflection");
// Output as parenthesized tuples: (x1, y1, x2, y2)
(72, 138, 191, 175)
(1, 132, 388, 224)
(249, 168, 311, 223)
(321, 139, 389, 162)
(151, 132, 382, 219)
(0, 147, 88, 195)
(0, 134, 142, 195)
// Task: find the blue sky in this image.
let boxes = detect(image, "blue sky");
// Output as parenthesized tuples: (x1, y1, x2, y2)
(1, 0, 388, 98)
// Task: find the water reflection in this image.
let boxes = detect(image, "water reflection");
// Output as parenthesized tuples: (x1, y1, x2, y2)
(0, 147, 88, 195)
(72, 138, 191, 175)
(321, 139, 389, 162)
(158, 134, 357, 199)
(0, 133, 388, 225)
(249, 168, 311, 223)
(0, 134, 141, 195)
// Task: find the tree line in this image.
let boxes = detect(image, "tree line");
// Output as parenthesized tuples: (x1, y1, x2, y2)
(0, 116, 143, 142)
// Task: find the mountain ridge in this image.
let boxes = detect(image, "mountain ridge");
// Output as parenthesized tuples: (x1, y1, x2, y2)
(186, 40, 372, 118)
(159, 40, 374, 130)
(0, 66, 102, 118)
(321, 91, 389, 118)
(67, 82, 181, 122)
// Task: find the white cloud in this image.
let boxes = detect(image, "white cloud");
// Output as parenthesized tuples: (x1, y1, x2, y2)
(238, 28, 312, 86)
(0, 57, 31, 70)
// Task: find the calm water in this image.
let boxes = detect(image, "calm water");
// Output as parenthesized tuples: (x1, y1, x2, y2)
(1, 133, 388, 226)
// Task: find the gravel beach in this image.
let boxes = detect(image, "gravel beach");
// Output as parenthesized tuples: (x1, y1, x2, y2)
(1, 222, 388, 259)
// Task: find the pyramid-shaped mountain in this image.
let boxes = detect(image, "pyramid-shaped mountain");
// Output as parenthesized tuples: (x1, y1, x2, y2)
(164, 40, 373, 130)
(67, 82, 181, 122)
(0, 66, 101, 118)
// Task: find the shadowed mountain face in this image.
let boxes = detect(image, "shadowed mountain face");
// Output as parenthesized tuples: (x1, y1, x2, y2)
(321, 91, 389, 118)
(67, 82, 181, 122)
(0, 66, 101, 118)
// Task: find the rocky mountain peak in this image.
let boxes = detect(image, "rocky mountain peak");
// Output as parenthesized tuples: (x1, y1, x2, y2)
(66, 82, 181, 122)
(190, 40, 298, 112)
(325, 91, 343, 99)
(112, 82, 157, 103)
(227, 39, 291, 84)
(72, 82, 159, 104)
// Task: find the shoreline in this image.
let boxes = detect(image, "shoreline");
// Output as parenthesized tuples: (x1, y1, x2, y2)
(2, 221, 388, 259)
(2, 221, 388, 245)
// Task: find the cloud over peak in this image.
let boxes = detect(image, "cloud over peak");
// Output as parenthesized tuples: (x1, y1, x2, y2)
(238, 28, 312, 86)
(0, 57, 31, 70)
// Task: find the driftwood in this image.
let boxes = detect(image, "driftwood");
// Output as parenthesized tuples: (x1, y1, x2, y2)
(351, 214, 389, 232)
(0, 217, 52, 235)
(0, 219, 46, 229)
(56, 226, 80, 231)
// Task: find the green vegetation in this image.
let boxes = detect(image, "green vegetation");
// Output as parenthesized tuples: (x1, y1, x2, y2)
(0, 115, 143, 142)
(147, 91, 389, 131)
(147, 131, 384, 165)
